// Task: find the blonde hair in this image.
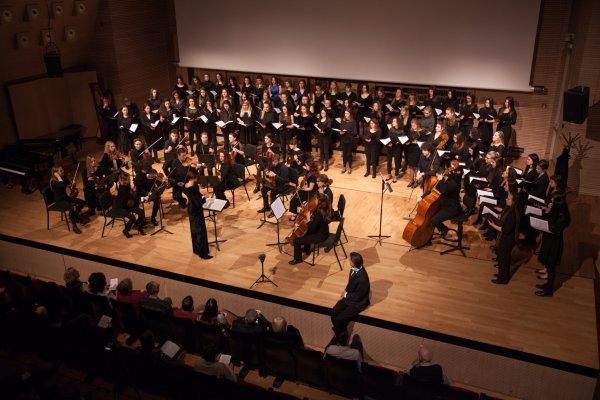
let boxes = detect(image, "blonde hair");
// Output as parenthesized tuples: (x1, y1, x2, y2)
(86, 155, 96, 176)
(104, 141, 116, 154)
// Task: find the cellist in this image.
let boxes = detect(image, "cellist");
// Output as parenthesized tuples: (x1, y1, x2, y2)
(288, 192, 331, 265)
(289, 160, 319, 221)
(429, 165, 462, 239)
(416, 142, 440, 193)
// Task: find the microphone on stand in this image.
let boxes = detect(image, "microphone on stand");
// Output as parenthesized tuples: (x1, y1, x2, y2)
(379, 172, 393, 193)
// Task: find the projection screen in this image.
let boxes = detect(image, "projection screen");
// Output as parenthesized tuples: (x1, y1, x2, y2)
(175, 0, 541, 92)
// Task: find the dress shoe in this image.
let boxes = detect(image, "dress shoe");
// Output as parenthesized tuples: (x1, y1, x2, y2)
(88, 209, 95, 216)
(267, 212, 275, 218)
(288, 259, 302, 265)
(407, 182, 413, 188)
(324, 165, 328, 171)
(257, 207, 269, 213)
(535, 290, 553, 297)
(123, 229, 132, 238)
(386, 175, 392, 181)
(253, 186, 260, 194)
(348, 168, 352, 174)
(364, 172, 370, 177)
(393, 176, 397, 183)
(138, 228, 146, 236)
(201, 255, 213, 260)
(341, 168, 346, 174)
(491, 279, 507, 284)
(151, 218, 159, 227)
(536, 283, 547, 289)
(372, 174, 376, 179)
(73, 225, 82, 234)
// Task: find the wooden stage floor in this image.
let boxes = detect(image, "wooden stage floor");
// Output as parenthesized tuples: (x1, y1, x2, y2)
(0, 144, 597, 373)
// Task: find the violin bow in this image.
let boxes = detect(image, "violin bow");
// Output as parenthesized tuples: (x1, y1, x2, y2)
(71, 162, 81, 191)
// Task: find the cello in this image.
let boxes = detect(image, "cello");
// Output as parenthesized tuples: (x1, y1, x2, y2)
(422, 131, 449, 194)
(403, 160, 459, 248)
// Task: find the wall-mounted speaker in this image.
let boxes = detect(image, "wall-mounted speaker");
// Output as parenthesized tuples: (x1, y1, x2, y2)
(51, 2, 64, 18)
(15, 32, 31, 49)
(73, 1, 86, 16)
(44, 50, 63, 77)
(64, 26, 77, 42)
(563, 86, 589, 124)
(25, 4, 41, 21)
(1, 6, 14, 23)
(40, 29, 54, 45)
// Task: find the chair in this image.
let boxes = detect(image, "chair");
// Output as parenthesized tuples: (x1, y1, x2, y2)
(167, 314, 198, 353)
(294, 347, 327, 389)
(230, 163, 251, 207)
(400, 373, 444, 400)
(42, 186, 71, 231)
(195, 321, 228, 353)
(325, 354, 363, 399)
(85, 292, 113, 323)
(438, 208, 472, 257)
(307, 217, 347, 270)
(362, 362, 399, 400)
(109, 298, 142, 342)
(229, 329, 261, 376)
(98, 190, 127, 238)
(243, 144, 258, 177)
(332, 194, 349, 243)
(140, 307, 171, 343)
(199, 175, 220, 196)
(60, 286, 94, 318)
(261, 336, 296, 387)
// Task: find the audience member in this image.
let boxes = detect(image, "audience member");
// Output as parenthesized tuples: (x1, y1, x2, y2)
(173, 295, 201, 321)
(265, 316, 304, 348)
(63, 267, 85, 292)
(140, 281, 173, 315)
(199, 297, 219, 324)
(88, 272, 109, 296)
(405, 346, 450, 385)
(193, 343, 237, 383)
(325, 331, 364, 370)
(116, 278, 146, 306)
(231, 308, 271, 336)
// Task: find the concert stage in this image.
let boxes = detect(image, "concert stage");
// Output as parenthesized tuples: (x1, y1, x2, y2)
(0, 147, 597, 399)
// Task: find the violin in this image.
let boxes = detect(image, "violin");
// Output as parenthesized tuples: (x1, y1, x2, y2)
(147, 171, 165, 182)
(112, 150, 129, 163)
(69, 162, 80, 198)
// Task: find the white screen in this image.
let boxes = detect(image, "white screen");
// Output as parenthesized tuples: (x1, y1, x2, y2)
(175, 0, 541, 92)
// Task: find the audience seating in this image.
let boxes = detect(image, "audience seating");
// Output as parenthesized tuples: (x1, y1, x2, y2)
(325, 354, 364, 399)
(261, 336, 296, 386)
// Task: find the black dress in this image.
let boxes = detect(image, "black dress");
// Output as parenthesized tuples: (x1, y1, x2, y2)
(495, 208, 517, 283)
(184, 184, 210, 259)
(497, 108, 517, 147)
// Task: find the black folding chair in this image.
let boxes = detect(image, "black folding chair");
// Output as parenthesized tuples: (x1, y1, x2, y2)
(98, 191, 127, 238)
(42, 186, 71, 231)
(308, 217, 347, 270)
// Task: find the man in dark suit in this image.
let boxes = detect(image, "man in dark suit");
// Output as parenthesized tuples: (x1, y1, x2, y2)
(139, 281, 173, 315)
(331, 252, 370, 336)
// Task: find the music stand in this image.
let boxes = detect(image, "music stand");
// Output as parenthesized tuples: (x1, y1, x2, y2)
(266, 197, 287, 253)
(197, 154, 216, 175)
(368, 174, 392, 246)
(150, 184, 172, 236)
(203, 197, 228, 251)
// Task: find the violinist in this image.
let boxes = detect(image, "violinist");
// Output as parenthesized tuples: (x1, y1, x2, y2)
(289, 160, 319, 221)
(286, 139, 305, 175)
(449, 132, 469, 163)
(133, 160, 161, 227)
(316, 109, 332, 171)
(386, 117, 405, 183)
(50, 166, 85, 234)
(140, 103, 160, 162)
(163, 148, 189, 209)
(164, 129, 183, 155)
(258, 154, 289, 217)
(213, 150, 237, 209)
(83, 154, 102, 216)
(114, 173, 146, 238)
(429, 165, 461, 239)
(416, 142, 440, 192)
(316, 173, 334, 203)
(227, 132, 245, 165)
(129, 138, 146, 166)
(183, 167, 212, 260)
(363, 119, 381, 179)
(99, 141, 125, 187)
(254, 134, 280, 194)
(196, 132, 216, 177)
(288, 192, 331, 265)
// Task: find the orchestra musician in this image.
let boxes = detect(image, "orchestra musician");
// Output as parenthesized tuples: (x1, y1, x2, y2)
(129, 137, 146, 166)
(183, 168, 212, 260)
(289, 160, 319, 221)
(257, 154, 290, 218)
(83, 154, 102, 216)
(288, 192, 332, 265)
(98, 141, 125, 187)
(50, 166, 85, 234)
(286, 139, 305, 175)
(227, 132, 245, 165)
(416, 142, 441, 191)
(114, 172, 146, 238)
(164, 129, 184, 157)
(196, 132, 216, 177)
(254, 133, 280, 194)
(213, 150, 237, 209)
(163, 148, 189, 209)
(427, 165, 462, 239)
(133, 159, 162, 227)
(316, 173, 334, 203)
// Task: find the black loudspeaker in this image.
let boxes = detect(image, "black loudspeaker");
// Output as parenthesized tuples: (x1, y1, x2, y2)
(44, 51, 63, 77)
(563, 86, 589, 124)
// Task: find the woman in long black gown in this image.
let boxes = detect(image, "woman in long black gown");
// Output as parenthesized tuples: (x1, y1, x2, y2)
(184, 168, 212, 260)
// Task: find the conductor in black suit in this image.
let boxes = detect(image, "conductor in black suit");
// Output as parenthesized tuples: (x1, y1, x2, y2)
(331, 252, 370, 336)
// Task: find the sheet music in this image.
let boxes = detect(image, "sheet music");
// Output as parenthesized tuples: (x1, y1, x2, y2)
(151, 120, 160, 128)
(417, 105, 425, 110)
(399, 136, 409, 144)
(235, 91, 242, 97)
(482, 206, 499, 219)
(435, 108, 442, 115)
(387, 124, 392, 130)
(331, 128, 340, 132)
(129, 123, 138, 132)
(417, 141, 424, 148)
(203, 197, 228, 212)
(112, 111, 119, 118)
(109, 278, 118, 291)
(477, 189, 494, 197)
(218, 354, 232, 365)
(463, 168, 470, 175)
(363, 116, 371, 123)
(97, 315, 112, 329)
(473, 112, 480, 119)
(437, 150, 449, 157)
(313, 123, 321, 132)
(455, 112, 460, 116)
(380, 138, 391, 146)
(469, 176, 487, 183)
(274, 107, 281, 114)
(385, 104, 394, 111)
(270, 197, 286, 220)
(172, 116, 180, 124)
(525, 205, 542, 216)
(200, 115, 208, 123)
(160, 341, 180, 359)
(216, 120, 226, 128)
(530, 216, 551, 233)
(210, 90, 217, 96)
(479, 196, 498, 205)
(335, 118, 341, 123)
(528, 194, 546, 204)
(271, 122, 282, 129)
(337, 99, 344, 105)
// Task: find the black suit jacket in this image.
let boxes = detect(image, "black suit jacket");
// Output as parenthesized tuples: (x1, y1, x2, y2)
(344, 267, 370, 311)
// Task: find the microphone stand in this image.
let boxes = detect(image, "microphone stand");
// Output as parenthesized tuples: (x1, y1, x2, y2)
(250, 256, 277, 288)
(368, 173, 392, 246)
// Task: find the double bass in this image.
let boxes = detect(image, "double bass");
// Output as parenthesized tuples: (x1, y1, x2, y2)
(403, 160, 459, 248)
